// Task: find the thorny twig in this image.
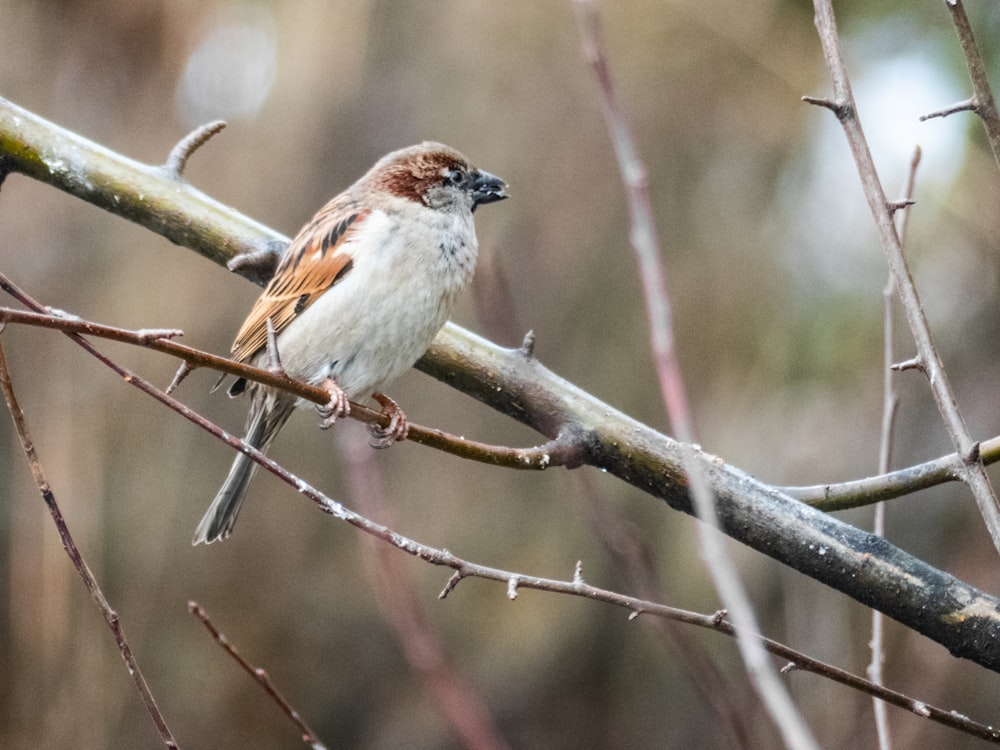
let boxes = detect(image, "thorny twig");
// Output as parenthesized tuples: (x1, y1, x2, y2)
(0, 275, 581, 473)
(0, 338, 180, 749)
(188, 602, 327, 750)
(806, 0, 1000, 555)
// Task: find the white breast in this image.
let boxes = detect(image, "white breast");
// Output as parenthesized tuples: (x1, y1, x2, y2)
(267, 204, 479, 403)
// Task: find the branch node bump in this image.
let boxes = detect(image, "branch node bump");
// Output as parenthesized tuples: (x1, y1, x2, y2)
(136, 327, 184, 343)
(964, 441, 982, 465)
(163, 120, 227, 178)
(711, 608, 728, 626)
(518, 329, 536, 358)
(780, 662, 799, 675)
(573, 559, 584, 585)
(887, 199, 916, 215)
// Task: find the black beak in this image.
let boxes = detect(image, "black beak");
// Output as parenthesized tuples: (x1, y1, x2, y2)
(470, 170, 508, 210)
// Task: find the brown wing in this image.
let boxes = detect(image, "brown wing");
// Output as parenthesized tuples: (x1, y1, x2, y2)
(230, 195, 370, 363)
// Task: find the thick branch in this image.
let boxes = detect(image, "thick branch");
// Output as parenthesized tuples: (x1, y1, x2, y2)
(4, 96, 1000, 673)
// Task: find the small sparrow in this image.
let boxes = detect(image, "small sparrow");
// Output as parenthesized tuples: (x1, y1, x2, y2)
(193, 142, 507, 544)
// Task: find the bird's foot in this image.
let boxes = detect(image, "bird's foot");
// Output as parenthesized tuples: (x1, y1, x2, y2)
(317, 377, 350, 429)
(368, 392, 408, 448)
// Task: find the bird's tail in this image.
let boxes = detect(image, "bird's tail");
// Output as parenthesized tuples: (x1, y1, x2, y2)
(193, 395, 293, 545)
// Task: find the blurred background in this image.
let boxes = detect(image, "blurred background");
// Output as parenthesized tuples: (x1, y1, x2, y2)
(2, 1, 1000, 747)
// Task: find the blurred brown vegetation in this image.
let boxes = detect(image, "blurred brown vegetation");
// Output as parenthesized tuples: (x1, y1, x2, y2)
(2, 1, 1000, 748)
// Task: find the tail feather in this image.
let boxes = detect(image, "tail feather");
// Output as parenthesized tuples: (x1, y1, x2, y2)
(193, 395, 293, 545)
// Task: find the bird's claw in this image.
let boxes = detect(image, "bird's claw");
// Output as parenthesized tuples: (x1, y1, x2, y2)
(317, 377, 350, 429)
(368, 392, 408, 449)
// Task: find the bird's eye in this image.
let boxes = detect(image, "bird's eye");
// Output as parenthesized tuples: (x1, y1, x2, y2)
(447, 169, 468, 187)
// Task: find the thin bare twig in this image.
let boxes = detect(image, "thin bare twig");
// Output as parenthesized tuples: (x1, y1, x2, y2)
(807, 0, 1000, 555)
(0, 338, 179, 749)
(188, 602, 327, 750)
(870, 146, 920, 750)
(572, 471, 754, 749)
(0, 278, 582, 473)
(572, 3, 817, 747)
(782, 433, 1000, 510)
(921, 98, 976, 122)
(341, 434, 512, 750)
(870, 288, 895, 750)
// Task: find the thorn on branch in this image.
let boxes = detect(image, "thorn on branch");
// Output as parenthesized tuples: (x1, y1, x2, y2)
(711, 608, 728, 626)
(439, 571, 464, 599)
(163, 120, 227, 178)
(891, 356, 926, 374)
(265, 318, 284, 376)
(887, 199, 916, 215)
(573, 560, 584, 585)
(802, 95, 851, 120)
(627, 609, 641, 621)
(518, 329, 536, 358)
(166, 361, 193, 395)
(920, 98, 977, 122)
(780, 662, 799, 675)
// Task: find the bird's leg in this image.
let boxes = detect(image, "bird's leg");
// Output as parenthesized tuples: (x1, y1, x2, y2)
(317, 377, 350, 429)
(368, 392, 409, 449)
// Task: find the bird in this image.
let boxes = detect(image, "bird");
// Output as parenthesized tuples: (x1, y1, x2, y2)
(193, 142, 507, 544)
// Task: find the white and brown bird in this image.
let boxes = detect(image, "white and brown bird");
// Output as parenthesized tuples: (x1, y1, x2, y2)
(193, 142, 507, 544)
